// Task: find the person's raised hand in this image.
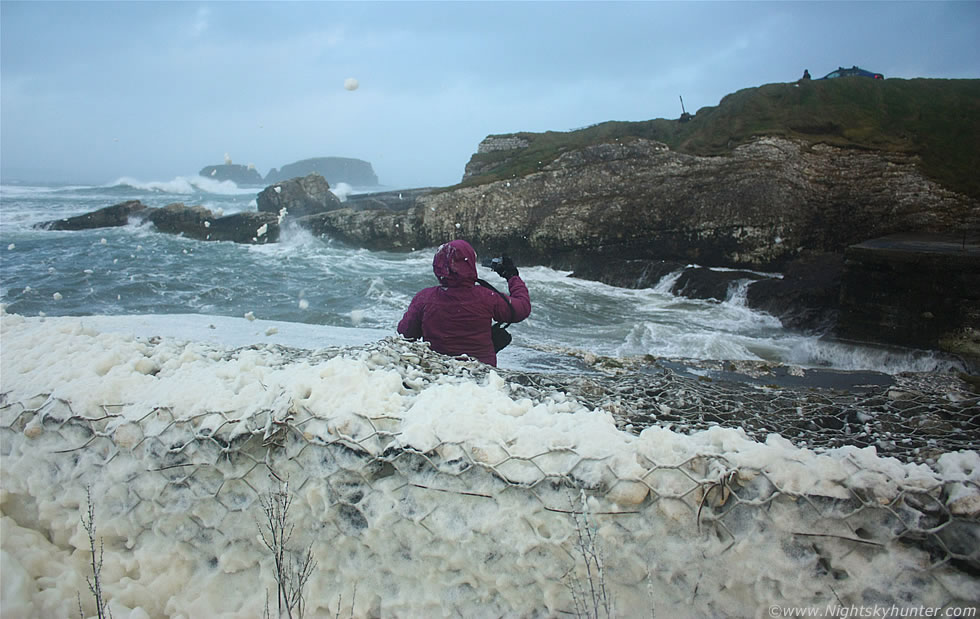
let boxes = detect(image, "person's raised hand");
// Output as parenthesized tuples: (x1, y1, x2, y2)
(495, 255, 519, 279)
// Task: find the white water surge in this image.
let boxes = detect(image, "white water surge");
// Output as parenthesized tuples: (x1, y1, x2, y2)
(1, 311, 978, 617)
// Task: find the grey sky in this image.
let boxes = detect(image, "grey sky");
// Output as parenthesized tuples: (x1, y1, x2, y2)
(2, 1, 978, 189)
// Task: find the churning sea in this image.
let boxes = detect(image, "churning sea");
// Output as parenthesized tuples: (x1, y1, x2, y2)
(0, 176, 958, 375)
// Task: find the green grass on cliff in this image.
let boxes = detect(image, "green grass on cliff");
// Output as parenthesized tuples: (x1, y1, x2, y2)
(459, 78, 980, 200)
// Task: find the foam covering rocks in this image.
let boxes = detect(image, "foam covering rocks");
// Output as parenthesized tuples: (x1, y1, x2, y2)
(1, 313, 978, 616)
(501, 351, 980, 464)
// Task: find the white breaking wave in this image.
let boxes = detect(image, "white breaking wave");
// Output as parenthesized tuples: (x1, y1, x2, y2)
(109, 175, 258, 195)
(652, 268, 684, 294)
(330, 181, 354, 201)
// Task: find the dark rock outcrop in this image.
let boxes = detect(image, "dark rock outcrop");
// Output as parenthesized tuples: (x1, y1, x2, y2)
(746, 252, 844, 332)
(570, 259, 767, 303)
(37, 199, 278, 244)
(257, 174, 342, 218)
(199, 164, 264, 185)
(142, 203, 213, 237)
(671, 268, 766, 302)
(311, 137, 979, 272)
(296, 207, 421, 251)
(143, 204, 279, 244)
(834, 234, 980, 369)
(264, 157, 379, 186)
(36, 200, 148, 230)
(570, 259, 685, 289)
(204, 212, 280, 243)
(345, 188, 435, 212)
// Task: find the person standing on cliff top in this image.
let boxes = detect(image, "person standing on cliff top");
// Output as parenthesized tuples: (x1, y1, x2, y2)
(397, 239, 531, 367)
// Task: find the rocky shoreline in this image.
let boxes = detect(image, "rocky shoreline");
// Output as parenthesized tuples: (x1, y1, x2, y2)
(36, 127, 980, 369)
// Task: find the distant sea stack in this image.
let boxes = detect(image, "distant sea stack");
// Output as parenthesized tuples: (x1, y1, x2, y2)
(198, 164, 264, 185)
(264, 157, 379, 186)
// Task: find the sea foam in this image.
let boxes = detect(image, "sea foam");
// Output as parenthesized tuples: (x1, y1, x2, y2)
(109, 175, 258, 196)
(1, 312, 977, 617)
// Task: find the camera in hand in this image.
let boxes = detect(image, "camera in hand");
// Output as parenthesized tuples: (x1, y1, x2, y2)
(482, 255, 519, 279)
(482, 256, 504, 272)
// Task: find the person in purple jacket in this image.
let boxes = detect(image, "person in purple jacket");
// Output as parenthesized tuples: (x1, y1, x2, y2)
(397, 239, 531, 367)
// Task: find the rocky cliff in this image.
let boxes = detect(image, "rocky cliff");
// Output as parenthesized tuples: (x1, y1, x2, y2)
(305, 136, 978, 270)
(295, 78, 980, 355)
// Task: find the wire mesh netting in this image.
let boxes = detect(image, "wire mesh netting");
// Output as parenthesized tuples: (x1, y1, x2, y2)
(504, 354, 980, 463)
(1, 334, 979, 617)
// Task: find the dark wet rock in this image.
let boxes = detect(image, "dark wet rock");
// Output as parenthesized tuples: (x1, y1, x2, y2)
(569, 259, 685, 289)
(834, 234, 980, 370)
(206, 212, 280, 243)
(36, 200, 148, 230)
(35, 199, 277, 244)
(257, 173, 342, 218)
(671, 267, 766, 302)
(142, 203, 212, 237)
(142, 203, 279, 244)
(345, 188, 436, 212)
(296, 207, 421, 251)
(746, 252, 844, 332)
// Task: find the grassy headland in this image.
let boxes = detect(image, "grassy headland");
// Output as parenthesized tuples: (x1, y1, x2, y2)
(460, 78, 980, 201)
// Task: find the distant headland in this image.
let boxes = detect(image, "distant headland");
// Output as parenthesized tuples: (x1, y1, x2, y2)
(199, 156, 379, 187)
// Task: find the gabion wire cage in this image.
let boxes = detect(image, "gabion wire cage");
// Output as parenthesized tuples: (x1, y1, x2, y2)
(1, 336, 978, 617)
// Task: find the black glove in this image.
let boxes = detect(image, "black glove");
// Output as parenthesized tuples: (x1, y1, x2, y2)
(494, 255, 519, 279)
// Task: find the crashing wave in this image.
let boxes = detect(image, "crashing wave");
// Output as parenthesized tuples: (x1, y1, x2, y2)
(108, 176, 258, 196)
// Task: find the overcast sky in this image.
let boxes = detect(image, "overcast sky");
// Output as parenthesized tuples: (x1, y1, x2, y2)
(2, 1, 978, 189)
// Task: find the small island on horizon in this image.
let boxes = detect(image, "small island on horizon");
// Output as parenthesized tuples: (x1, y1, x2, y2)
(199, 156, 380, 187)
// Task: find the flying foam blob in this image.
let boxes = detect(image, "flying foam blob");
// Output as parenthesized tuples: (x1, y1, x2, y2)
(344, 77, 359, 91)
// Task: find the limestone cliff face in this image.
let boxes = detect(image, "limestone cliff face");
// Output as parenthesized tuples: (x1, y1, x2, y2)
(462, 135, 531, 180)
(310, 137, 978, 271)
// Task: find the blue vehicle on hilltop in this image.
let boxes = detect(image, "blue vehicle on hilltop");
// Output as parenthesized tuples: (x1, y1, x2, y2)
(819, 65, 884, 80)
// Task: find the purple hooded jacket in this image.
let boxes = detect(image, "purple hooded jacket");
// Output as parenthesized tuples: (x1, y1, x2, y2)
(397, 240, 531, 366)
